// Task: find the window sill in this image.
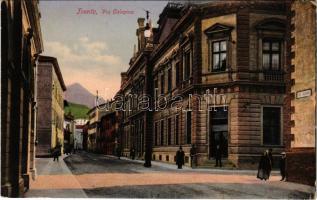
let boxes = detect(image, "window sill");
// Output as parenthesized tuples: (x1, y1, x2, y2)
(261, 145, 284, 148)
(203, 70, 228, 75)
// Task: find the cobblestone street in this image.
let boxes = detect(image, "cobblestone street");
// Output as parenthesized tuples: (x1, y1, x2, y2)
(26, 151, 314, 198)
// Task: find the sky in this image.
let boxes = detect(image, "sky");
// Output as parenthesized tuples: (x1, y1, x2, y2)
(39, 1, 168, 100)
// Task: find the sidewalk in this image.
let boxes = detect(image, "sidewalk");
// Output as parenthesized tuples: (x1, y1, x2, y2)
(106, 155, 315, 196)
(25, 155, 87, 198)
(108, 155, 280, 175)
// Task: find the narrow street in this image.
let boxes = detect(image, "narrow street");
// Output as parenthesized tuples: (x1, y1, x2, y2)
(26, 151, 314, 198)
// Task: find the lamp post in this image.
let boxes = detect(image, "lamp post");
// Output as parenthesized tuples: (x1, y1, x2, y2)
(142, 10, 154, 167)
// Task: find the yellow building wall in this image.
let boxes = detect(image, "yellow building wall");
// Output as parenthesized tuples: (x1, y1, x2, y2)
(51, 71, 64, 150)
(291, 1, 316, 148)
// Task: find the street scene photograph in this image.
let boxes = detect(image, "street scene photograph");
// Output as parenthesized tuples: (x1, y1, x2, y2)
(1, 0, 316, 198)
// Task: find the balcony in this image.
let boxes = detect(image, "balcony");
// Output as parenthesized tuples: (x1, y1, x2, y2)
(261, 70, 284, 82)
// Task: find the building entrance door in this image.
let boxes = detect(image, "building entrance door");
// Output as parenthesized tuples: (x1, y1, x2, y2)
(209, 107, 228, 159)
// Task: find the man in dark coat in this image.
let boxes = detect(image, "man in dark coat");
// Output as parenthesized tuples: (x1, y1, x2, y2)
(279, 152, 286, 181)
(257, 150, 272, 181)
(190, 144, 197, 168)
(215, 144, 222, 167)
(176, 146, 185, 169)
(116, 146, 122, 160)
(130, 147, 135, 160)
(215, 133, 224, 167)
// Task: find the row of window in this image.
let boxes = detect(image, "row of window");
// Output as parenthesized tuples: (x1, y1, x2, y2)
(151, 106, 282, 147)
(210, 38, 282, 71)
(154, 38, 282, 97)
(154, 111, 192, 146)
(123, 119, 144, 150)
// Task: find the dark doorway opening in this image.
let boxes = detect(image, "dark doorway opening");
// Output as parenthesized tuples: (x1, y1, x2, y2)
(209, 107, 228, 159)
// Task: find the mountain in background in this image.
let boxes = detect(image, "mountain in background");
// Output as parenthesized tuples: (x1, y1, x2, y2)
(65, 83, 104, 108)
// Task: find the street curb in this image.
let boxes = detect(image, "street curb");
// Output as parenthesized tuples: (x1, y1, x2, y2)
(103, 155, 281, 175)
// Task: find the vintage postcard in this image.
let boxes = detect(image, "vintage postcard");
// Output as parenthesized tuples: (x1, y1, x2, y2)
(1, 0, 316, 198)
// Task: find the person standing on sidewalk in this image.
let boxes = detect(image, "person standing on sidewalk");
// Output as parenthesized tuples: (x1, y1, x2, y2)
(215, 133, 224, 167)
(52, 144, 61, 162)
(257, 150, 271, 181)
(279, 152, 286, 181)
(176, 146, 185, 169)
(190, 144, 197, 168)
(268, 148, 274, 168)
(116, 146, 122, 160)
(130, 147, 135, 160)
(215, 144, 222, 167)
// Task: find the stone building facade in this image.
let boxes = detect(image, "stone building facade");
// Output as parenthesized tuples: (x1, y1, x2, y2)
(1, 0, 43, 197)
(36, 56, 66, 157)
(286, 0, 316, 186)
(98, 102, 121, 155)
(87, 105, 107, 152)
(74, 124, 84, 150)
(119, 17, 154, 161)
(119, 1, 292, 169)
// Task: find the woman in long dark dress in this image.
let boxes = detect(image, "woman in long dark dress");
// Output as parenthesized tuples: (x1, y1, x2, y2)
(257, 150, 272, 181)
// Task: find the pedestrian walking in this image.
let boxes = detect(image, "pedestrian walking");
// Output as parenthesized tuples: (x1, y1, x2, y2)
(279, 152, 286, 181)
(176, 146, 185, 169)
(257, 150, 272, 181)
(190, 144, 197, 168)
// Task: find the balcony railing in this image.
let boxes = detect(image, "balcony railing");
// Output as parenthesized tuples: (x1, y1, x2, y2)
(263, 70, 284, 81)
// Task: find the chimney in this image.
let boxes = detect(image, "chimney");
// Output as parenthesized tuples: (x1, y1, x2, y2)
(137, 18, 145, 28)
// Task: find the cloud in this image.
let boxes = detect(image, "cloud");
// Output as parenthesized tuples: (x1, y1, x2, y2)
(44, 37, 125, 99)
(79, 36, 89, 43)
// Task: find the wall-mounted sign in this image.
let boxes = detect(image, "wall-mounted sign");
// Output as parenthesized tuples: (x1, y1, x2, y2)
(296, 89, 312, 99)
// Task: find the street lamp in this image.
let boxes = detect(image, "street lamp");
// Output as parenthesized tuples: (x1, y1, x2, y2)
(144, 23, 151, 38)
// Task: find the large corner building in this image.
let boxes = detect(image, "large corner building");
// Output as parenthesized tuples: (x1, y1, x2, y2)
(119, 1, 294, 169)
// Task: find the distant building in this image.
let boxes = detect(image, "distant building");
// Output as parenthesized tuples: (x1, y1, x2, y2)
(87, 106, 107, 152)
(286, 0, 316, 186)
(82, 122, 89, 151)
(74, 125, 84, 150)
(72, 118, 88, 150)
(64, 113, 75, 154)
(36, 56, 66, 157)
(75, 118, 88, 126)
(99, 102, 121, 155)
